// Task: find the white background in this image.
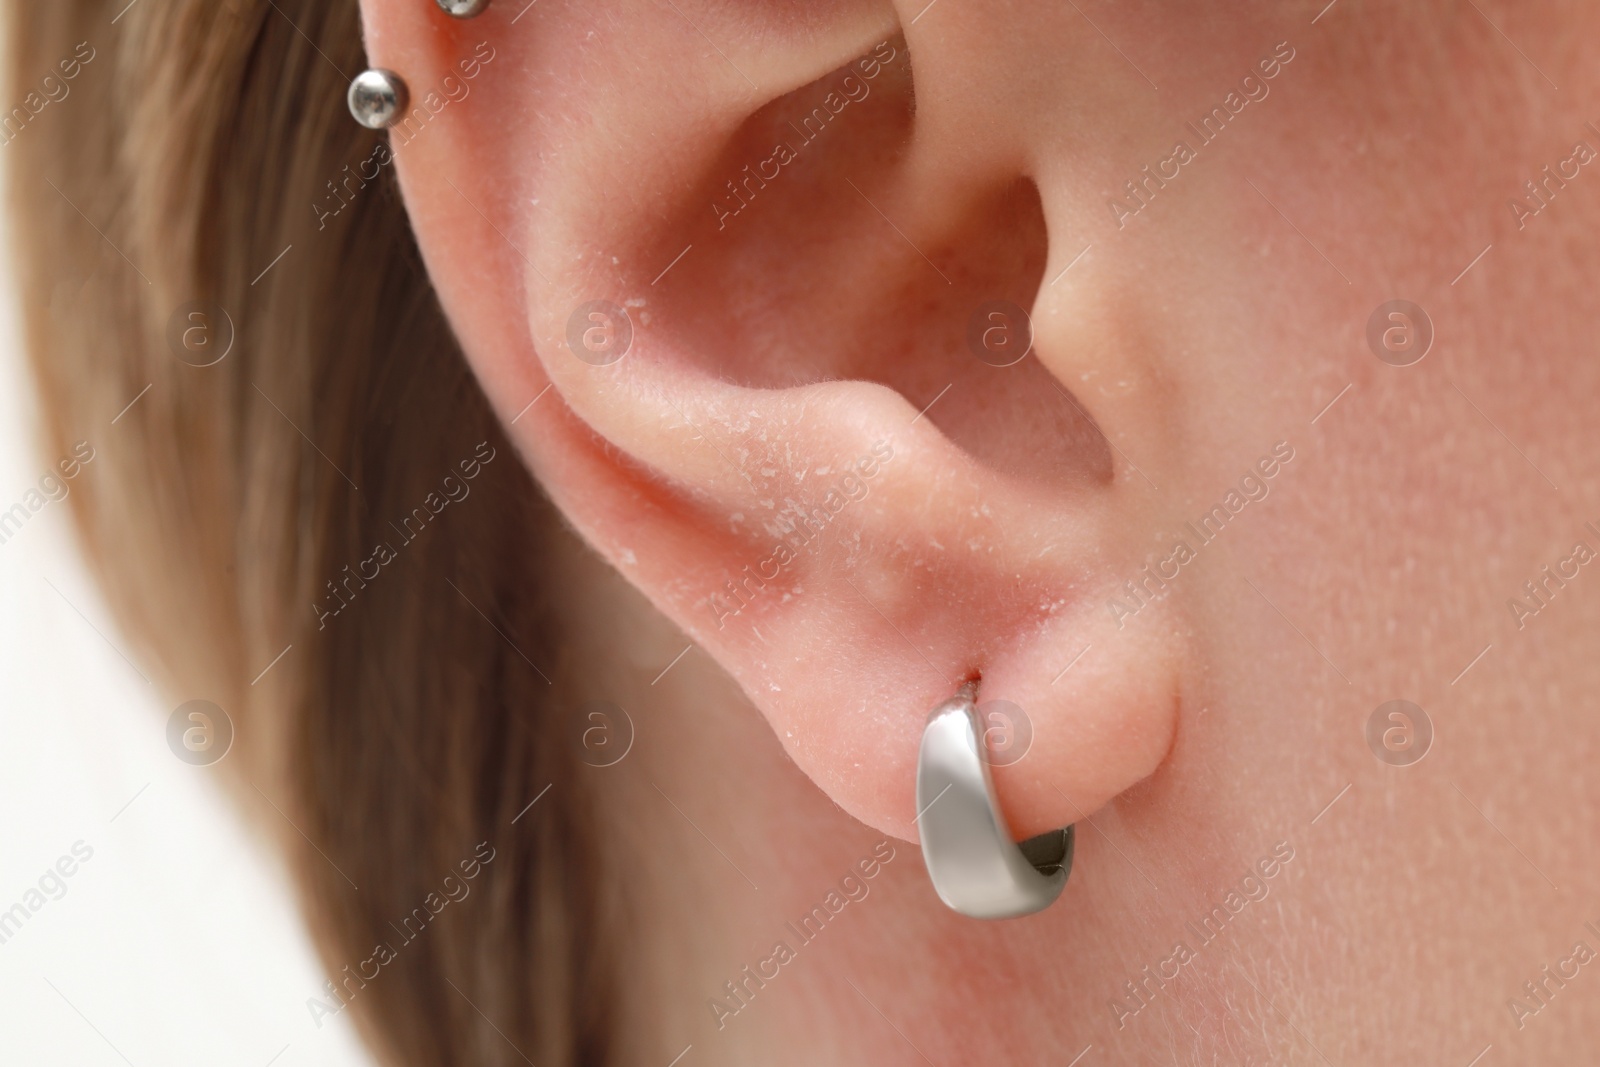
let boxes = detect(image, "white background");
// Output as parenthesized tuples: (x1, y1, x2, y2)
(0, 133, 375, 1067)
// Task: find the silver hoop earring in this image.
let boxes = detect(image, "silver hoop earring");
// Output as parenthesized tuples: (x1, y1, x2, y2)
(347, 69, 409, 129)
(916, 682, 1073, 919)
(436, 0, 491, 16)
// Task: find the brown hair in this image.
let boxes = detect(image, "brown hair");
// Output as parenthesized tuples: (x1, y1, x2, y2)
(6, 3, 612, 1063)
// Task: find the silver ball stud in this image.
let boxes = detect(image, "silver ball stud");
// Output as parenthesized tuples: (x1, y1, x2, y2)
(347, 69, 409, 130)
(436, 0, 490, 17)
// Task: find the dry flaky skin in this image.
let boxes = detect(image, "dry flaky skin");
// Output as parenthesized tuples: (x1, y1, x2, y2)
(12, 0, 1600, 1065)
(6, 4, 613, 1066)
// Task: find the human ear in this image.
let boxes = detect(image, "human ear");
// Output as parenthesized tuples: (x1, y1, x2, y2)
(360, 0, 1191, 843)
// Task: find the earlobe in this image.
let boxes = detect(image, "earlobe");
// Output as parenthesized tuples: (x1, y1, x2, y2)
(371, 0, 1190, 845)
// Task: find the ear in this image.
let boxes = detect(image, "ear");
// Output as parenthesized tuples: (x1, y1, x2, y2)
(358, 0, 1189, 842)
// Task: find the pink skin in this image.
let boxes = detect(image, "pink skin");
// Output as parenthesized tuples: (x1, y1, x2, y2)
(364, 1, 1600, 1063)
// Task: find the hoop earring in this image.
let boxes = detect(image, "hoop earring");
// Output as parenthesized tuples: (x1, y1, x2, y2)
(347, 69, 409, 129)
(916, 682, 1073, 919)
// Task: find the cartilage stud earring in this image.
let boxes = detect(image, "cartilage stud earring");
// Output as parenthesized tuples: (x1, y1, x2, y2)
(436, 0, 491, 16)
(347, 69, 409, 130)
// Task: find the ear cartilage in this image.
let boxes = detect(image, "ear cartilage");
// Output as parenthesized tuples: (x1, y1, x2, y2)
(916, 682, 1073, 919)
(436, 0, 491, 16)
(347, 69, 409, 129)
